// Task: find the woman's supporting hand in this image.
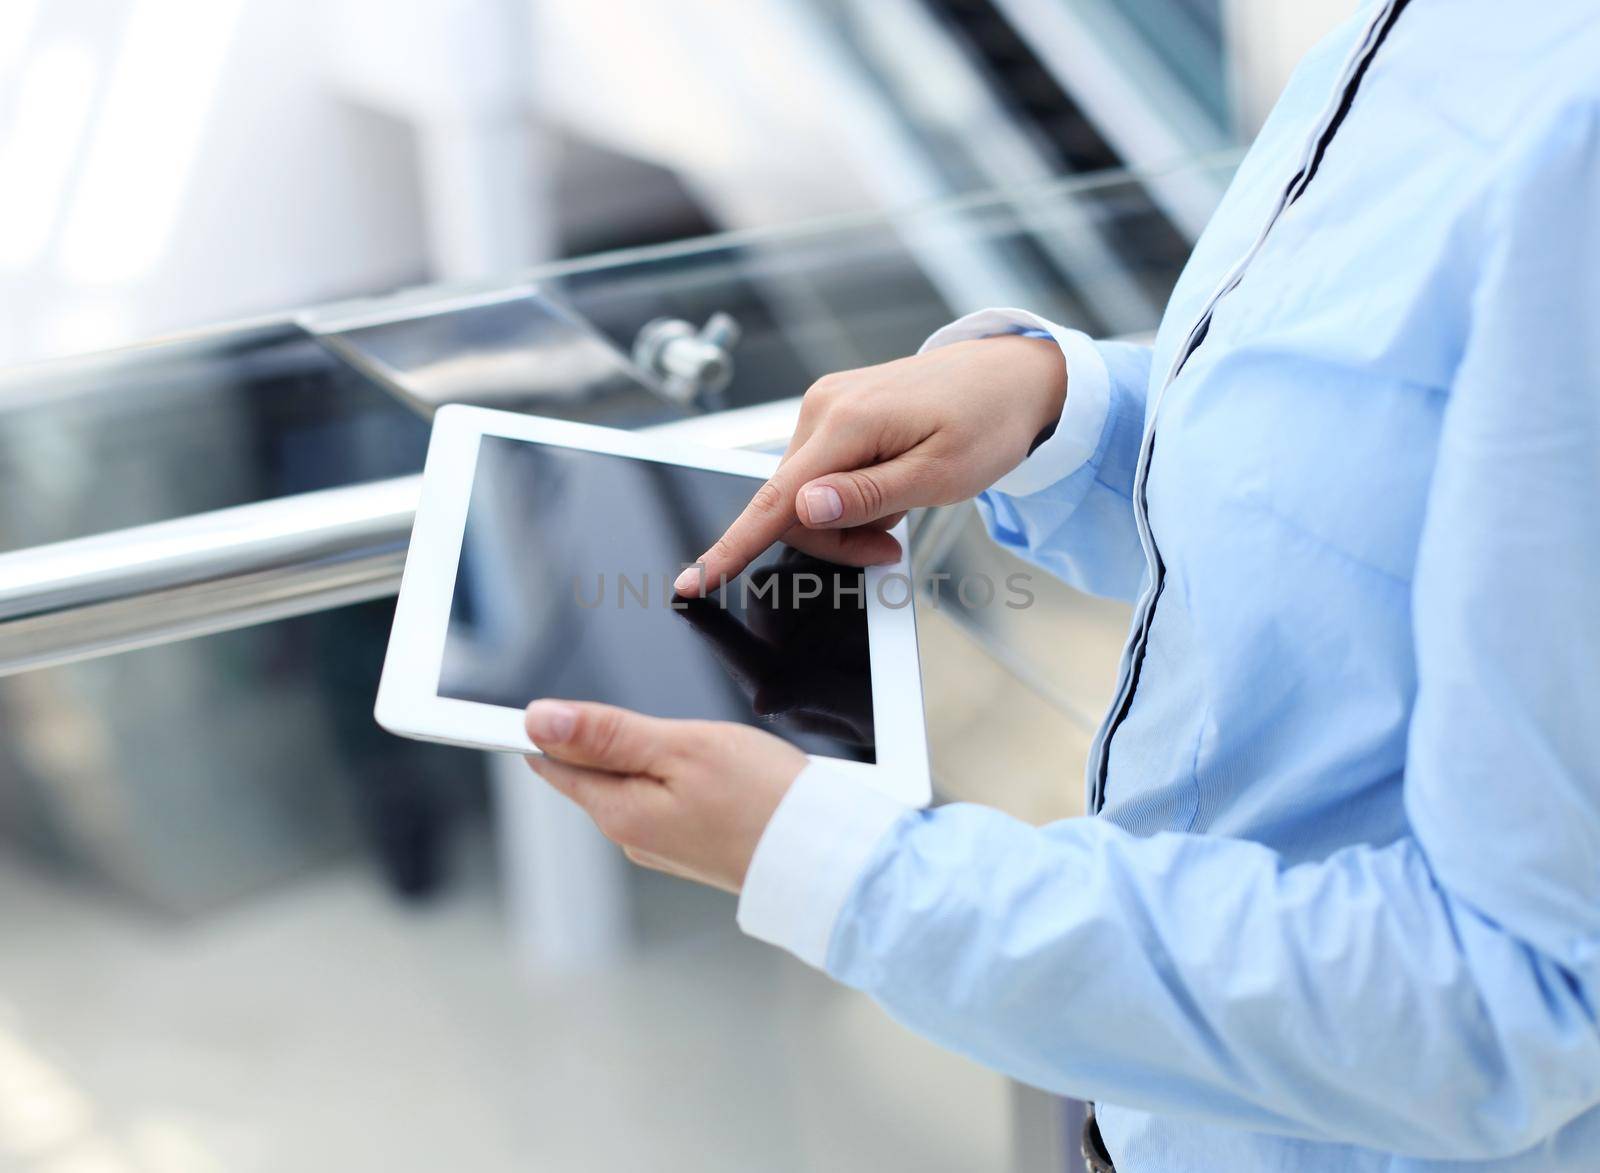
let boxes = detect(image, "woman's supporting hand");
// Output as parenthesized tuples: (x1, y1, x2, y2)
(524, 699, 807, 892)
(675, 334, 1066, 594)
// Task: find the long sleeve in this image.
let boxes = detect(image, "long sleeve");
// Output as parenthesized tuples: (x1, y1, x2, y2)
(742, 102, 1600, 1160)
(918, 308, 1155, 602)
(825, 819, 1600, 1159)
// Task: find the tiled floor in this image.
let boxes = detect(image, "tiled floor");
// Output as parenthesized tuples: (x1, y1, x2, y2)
(0, 845, 1011, 1173)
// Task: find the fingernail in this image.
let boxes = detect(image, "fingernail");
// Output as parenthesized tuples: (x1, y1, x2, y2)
(804, 485, 842, 524)
(526, 700, 577, 743)
(673, 566, 702, 596)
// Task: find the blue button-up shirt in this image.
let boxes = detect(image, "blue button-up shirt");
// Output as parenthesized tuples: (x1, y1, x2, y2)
(737, 1, 1600, 1167)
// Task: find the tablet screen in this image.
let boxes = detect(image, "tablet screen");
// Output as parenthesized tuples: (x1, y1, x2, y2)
(438, 436, 875, 762)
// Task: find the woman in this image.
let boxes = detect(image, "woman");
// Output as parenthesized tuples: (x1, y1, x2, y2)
(524, 2, 1600, 1168)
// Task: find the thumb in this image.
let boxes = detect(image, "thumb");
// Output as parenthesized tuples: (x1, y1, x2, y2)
(796, 455, 924, 530)
(525, 700, 681, 775)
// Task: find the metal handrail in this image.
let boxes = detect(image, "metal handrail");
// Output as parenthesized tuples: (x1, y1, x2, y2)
(0, 400, 803, 677)
(0, 477, 419, 676)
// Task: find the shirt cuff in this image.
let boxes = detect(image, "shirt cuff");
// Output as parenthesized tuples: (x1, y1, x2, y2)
(919, 307, 1112, 498)
(736, 762, 911, 970)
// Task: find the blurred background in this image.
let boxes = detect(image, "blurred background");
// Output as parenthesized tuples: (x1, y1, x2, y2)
(0, 2, 1345, 1171)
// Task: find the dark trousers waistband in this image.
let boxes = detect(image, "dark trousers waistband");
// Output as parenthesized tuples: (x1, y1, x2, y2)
(1081, 1104, 1116, 1173)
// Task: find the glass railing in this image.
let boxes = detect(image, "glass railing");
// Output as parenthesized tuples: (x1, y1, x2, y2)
(0, 154, 1237, 1173)
(0, 153, 1238, 678)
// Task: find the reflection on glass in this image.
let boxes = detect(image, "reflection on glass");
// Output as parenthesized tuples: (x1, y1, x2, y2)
(312, 289, 664, 420)
(0, 322, 429, 552)
(676, 548, 873, 747)
(439, 436, 874, 762)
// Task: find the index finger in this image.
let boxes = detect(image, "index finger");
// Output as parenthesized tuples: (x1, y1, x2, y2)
(676, 441, 836, 595)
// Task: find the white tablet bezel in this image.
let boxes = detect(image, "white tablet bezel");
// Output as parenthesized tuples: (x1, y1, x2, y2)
(376, 403, 930, 806)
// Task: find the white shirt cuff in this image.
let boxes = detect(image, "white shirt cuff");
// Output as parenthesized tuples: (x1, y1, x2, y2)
(736, 762, 911, 970)
(919, 307, 1112, 498)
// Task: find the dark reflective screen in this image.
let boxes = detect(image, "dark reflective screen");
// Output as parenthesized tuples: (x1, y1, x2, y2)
(439, 437, 874, 761)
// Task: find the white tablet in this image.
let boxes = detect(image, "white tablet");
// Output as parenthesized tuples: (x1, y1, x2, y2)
(376, 404, 930, 806)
